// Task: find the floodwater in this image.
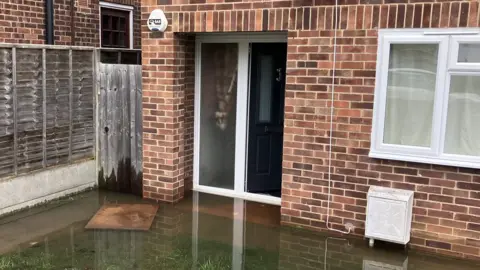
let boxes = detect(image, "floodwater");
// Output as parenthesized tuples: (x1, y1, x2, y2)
(0, 191, 479, 270)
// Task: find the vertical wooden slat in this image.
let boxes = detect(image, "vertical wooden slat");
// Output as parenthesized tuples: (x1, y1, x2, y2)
(135, 65, 142, 193)
(93, 50, 98, 160)
(124, 65, 131, 191)
(133, 65, 142, 194)
(129, 65, 136, 180)
(99, 64, 108, 187)
(68, 49, 73, 162)
(12, 47, 17, 175)
(42, 49, 47, 168)
(107, 64, 115, 187)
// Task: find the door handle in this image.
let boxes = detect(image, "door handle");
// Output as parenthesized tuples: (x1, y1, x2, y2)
(276, 68, 282, 82)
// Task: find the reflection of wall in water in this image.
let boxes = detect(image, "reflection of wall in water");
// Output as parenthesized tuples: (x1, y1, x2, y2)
(278, 228, 480, 270)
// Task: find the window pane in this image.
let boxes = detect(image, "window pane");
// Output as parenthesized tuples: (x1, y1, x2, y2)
(258, 55, 273, 123)
(383, 44, 438, 147)
(102, 31, 110, 46)
(112, 16, 119, 31)
(444, 75, 480, 156)
(199, 43, 238, 190)
(118, 33, 125, 47)
(112, 32, 119, 46)
(102, 15, 110, 30)
(458, 44, 480, 63)
(119, 17, 126, 31)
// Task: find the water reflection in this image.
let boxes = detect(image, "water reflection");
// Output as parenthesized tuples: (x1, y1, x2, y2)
(0, 191, 479, 270)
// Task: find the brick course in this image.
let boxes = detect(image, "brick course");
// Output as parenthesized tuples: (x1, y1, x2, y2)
(0, 0, 141, 48)
(141, 0, 480, 259)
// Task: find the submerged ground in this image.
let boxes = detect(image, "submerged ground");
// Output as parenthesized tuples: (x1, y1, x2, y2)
(0, 190, 478, 270)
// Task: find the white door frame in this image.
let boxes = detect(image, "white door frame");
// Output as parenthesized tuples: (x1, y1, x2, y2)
(193, 33, 287, 206)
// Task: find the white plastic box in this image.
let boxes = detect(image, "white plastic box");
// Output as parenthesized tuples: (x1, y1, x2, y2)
(365, 186, 414, 245)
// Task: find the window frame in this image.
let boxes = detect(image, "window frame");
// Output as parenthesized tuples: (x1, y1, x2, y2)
(370, 29, 480, 169)
(99, 1, 133, 49)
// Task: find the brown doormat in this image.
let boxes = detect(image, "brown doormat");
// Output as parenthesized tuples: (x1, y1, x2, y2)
(85, 204, 159, 231)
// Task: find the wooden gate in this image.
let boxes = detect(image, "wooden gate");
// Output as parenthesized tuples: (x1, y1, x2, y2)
(97, 64, 142, 195)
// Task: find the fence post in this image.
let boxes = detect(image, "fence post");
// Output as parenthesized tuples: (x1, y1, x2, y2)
(68, 49, 73, 162)
(94, 50, 100, 177)
(42, 49, 47, 168)
(12, 47, 17, 175)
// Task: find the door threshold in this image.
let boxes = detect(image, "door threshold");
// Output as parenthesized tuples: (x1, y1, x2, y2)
(193, 185, 281, 206)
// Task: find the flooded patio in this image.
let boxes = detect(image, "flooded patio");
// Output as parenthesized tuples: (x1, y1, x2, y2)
(0, 190, 478, 270)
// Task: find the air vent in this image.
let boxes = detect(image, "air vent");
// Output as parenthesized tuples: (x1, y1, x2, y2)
(365, 186, 414, 246)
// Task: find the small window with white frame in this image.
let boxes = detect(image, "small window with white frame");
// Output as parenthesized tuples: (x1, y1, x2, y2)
(99, 1, 134, 49)
(371, 29, 480, 169)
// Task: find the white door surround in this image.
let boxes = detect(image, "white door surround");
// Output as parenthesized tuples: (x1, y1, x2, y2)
(193, 33, 288, 206)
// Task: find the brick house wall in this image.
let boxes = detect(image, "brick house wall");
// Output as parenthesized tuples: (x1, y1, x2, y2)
(141, 0, 480, 259)
(0, 0, 141, 48)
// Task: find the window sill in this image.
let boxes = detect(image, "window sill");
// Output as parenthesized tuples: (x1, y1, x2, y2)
(369, 150, 480, 170)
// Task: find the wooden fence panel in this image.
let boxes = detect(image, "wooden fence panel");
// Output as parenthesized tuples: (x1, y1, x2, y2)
(0, 48, 14, 176)
(98, 64, 142, 195)
(0, 45, 95, 179)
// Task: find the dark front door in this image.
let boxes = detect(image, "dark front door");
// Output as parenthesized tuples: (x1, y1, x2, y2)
(247, 43, 287, 194)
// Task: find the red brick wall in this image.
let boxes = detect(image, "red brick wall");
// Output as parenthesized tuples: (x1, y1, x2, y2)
(0, 0, 46, 44)
(141, 0, 480, 259)
(0, 0, 141, 48)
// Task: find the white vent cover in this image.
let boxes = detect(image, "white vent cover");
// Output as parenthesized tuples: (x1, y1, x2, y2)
(365, 186, 414, 245)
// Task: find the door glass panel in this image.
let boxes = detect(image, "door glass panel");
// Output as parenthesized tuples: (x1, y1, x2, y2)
(444, 75, 480, 156)
(199, 43, 238, 190)
(383, 44, 438, 147)
(458, 44, 480, 63)
(258, 55, 273, 123)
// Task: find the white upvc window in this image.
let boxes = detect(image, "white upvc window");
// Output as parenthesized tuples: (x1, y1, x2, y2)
(371, 29, 480, 169)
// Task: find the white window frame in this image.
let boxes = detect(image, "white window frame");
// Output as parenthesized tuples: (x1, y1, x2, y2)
(99, 1, 134, 49)
(370, 29, 480, 169)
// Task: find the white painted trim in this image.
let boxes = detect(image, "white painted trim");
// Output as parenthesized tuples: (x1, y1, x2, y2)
(369, 151, 480, 169)
(377, 28, 480, 35)
(193, 39, 201, 192)
(371, 29, 480, 169)
(99, 1, 134, 49)
(234, 42, 249, 193)
(193, 185, 281, 206)
(424, 30, 480, 36)
(99, 1, 134, 10)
